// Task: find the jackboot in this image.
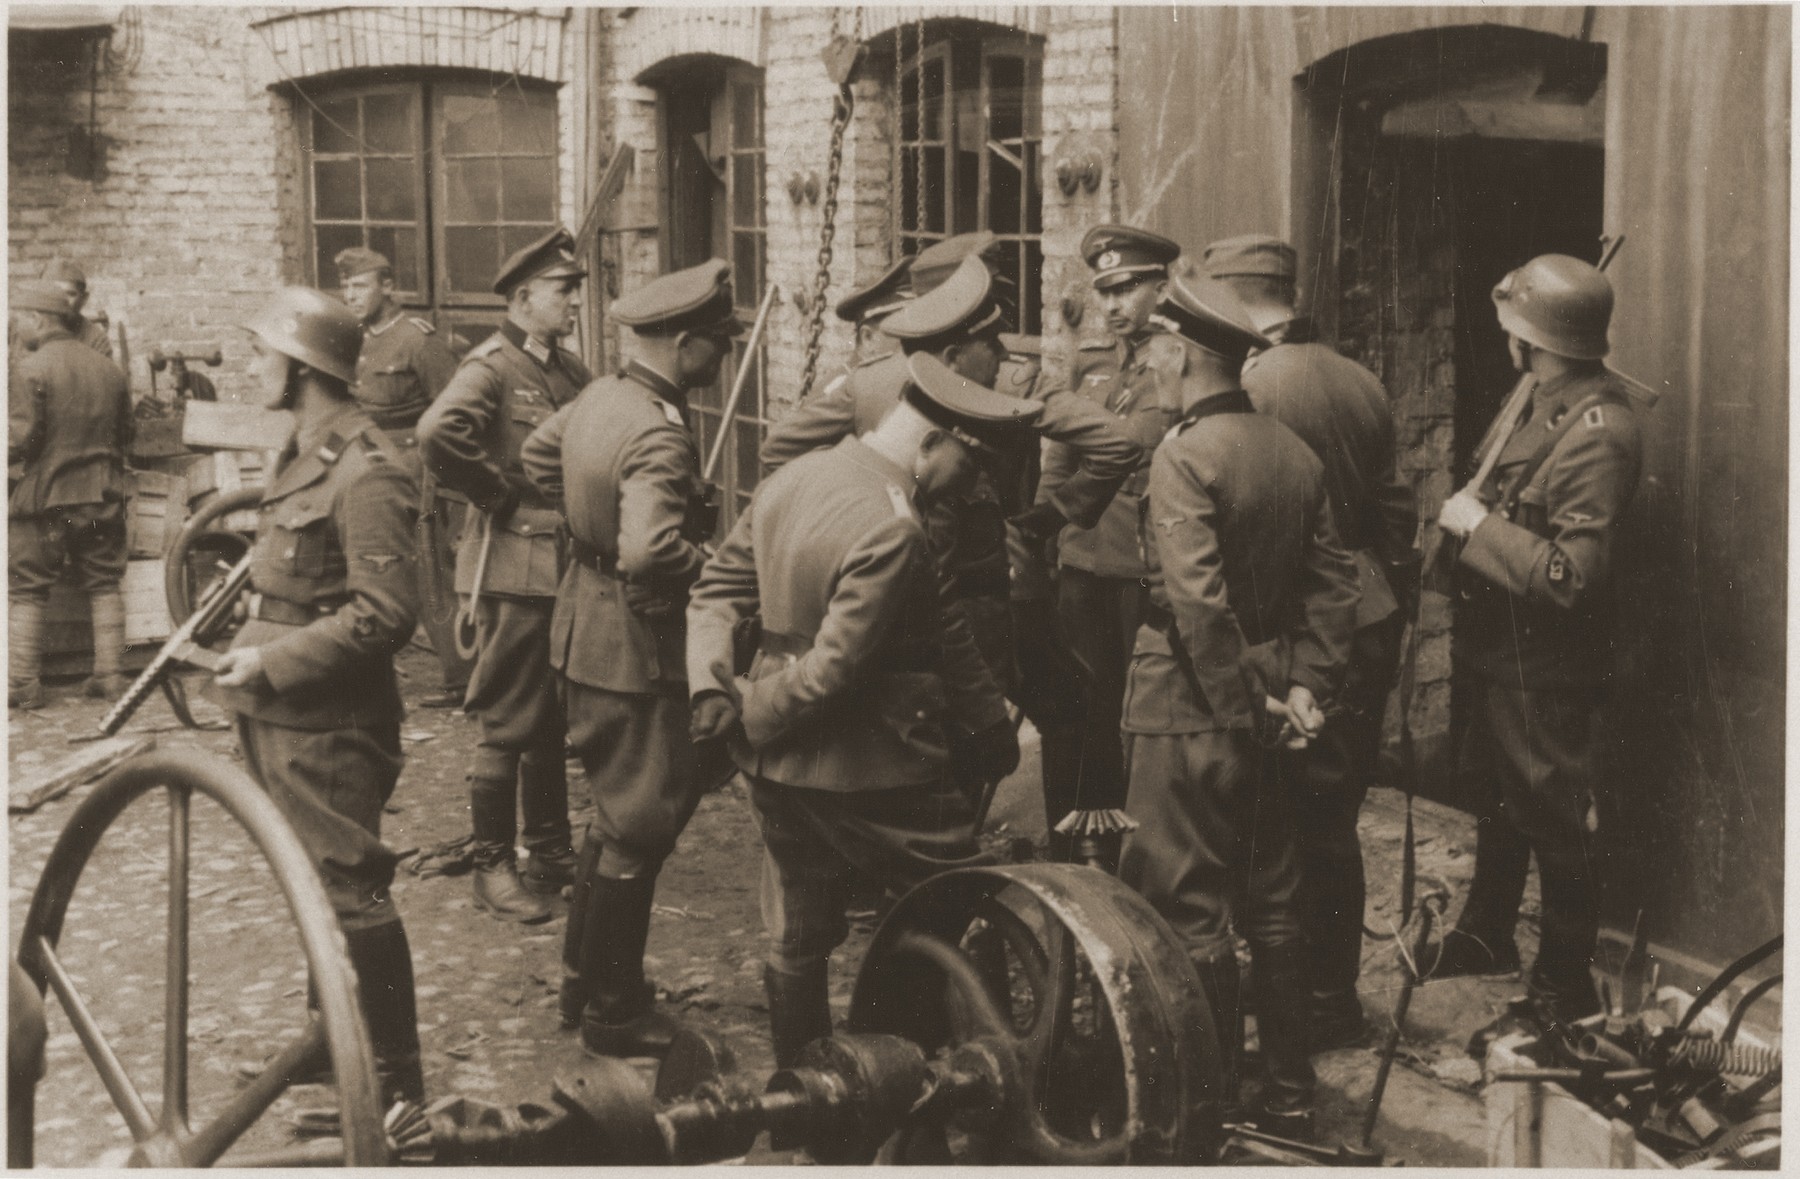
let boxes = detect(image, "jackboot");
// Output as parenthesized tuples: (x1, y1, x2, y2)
(579, 874, 682, 1058)
(80, 589, 128, 700)
(344, 922, 426, 1106)
(559, 832, 604, 1029)
(1419, 817, 1529, 979)
(9, 599, 45, 710)
(1529, 851, 1602, 1024)
(1040, 725, 1083, 863)
(523, 840, 577, 896)
(1247, 943, 1317, 1140)
(518, 746, 573, 893)
(1190, 953, 1242, 1114)
(471, 844, 551, 924)
(764, 962, 832, 1069)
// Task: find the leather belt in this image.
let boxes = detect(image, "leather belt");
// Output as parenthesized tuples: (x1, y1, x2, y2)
(759, 629, 935, 672)
(245, 592, 345, 625)
(568, 536, 620, 577)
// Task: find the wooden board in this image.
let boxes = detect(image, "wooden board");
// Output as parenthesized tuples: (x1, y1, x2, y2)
(42, 559, 171, 657)
(126, 469, 185, 558)
(8, 734, 155, 813)
(182, 401, 293, 452)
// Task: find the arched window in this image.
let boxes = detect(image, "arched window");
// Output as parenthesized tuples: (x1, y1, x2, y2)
(895, 27, 1043, 334)
(297, 75, 559, 346)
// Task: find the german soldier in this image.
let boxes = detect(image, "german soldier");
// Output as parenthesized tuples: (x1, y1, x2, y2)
(1120, 274, 1358, 1137)
(819, 255, 913, 397)
(8, 281, 133, 710)
(761, 239, 1142, 852)
(1204, 234, 1419, 1048)
(519, 259, 742, 1057)
(43, 259, 112, 358)
(689, 352, 1039, 1068)
(210, 287, 425, 1104)
(1420, 255, 1641, 1025)
(1034, 224, 1214, 866)
(335, 246, 470, 709)
(417, 228, 590, 923)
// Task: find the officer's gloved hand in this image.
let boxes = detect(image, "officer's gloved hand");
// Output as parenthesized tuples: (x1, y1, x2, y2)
(1008, 500, 1068, 542)
(623, 580, 677, 620)
(487, 486, 521, 528)
(689, 690, 739, 743)
(960, 716, 1021, 783)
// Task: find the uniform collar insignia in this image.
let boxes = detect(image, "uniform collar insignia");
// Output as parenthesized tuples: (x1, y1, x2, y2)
(366, 310, 402, 337)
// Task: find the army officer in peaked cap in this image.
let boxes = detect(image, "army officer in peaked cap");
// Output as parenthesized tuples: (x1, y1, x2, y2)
(819, 255, 915, 396)
(688, 352, 1041, 1070)
(419, 227, 590, 924)
(1120, 272, 1358, 1139)
(521, 258, 742, 1059)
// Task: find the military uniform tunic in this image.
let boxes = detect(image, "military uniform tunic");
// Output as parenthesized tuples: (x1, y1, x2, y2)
(1241, 321, 1417, 1008)
(1036, 327, 1211, 826)
(353, 308, 466, 692)
(688, 437, 1008, 972)
(521, 361, 732, 878)
(8, 329, 133, 601)
(1448, 369, 1641, 1000)
(214, 402, 420, 929)
(1119, 391, 1358, 961)
(418, 321, 589, 793)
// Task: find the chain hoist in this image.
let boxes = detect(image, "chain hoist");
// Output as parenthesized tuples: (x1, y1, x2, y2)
(796, 7, 865, 403)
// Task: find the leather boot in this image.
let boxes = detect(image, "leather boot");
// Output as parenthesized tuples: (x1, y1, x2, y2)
(519, 747, 572, 894)
(9, 599, 45, 710)
(1190, 953, 1242, 1116)
(344, 922, 426, 1106)
(1419, 817, 1530, 979)
(81, 589, 128, 700)
(1529, 851, 1602, 1024)
(559, 832, 603, 1029)
(1248, 943, 1317, 1139)
(471, 844, 551, 924)
(579, 874, 682, 1058)
(764, 962, 832, 1069)
(1040, 725, 1083, 863)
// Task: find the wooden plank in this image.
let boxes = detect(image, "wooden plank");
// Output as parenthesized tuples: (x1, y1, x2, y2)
(9, 735, 155, 813)
(182, 402, 293, 452)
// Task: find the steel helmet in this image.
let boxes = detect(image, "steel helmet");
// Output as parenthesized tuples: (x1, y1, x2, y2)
(1491, 254, 1613, 360)
(242, 287, 362, 383)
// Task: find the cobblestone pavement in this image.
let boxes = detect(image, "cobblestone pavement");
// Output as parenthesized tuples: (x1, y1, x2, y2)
(10, 647, 1541, 1167)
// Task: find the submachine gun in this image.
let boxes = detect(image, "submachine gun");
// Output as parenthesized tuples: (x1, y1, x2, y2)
(96, 552, 250, 737)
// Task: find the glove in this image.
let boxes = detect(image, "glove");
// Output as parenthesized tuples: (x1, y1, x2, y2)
(690, 690, 739, 743)
(623, 580, 678, 620)
(486, 485, 521, 527)
(1008, 500, 1069, 542)
(959, 716, 1021, 783)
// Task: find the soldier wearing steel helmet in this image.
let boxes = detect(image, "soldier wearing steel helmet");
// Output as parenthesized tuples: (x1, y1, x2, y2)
(209, 286, 425, 1105)
(687, 351, 1042, 1068)
(1420, 254, 1642, 1025)
(43, 259, 112, 358)
(1119, 273, 1358, 1139)
(8, 281, 133, 711)
(418, 228, 592, 924)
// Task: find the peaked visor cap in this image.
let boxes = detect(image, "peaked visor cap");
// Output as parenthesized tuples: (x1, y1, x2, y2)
(902, 351, 1041, 457)
(1157, 273, 1271, 363)
(612, 258, 744, 336)
(1202, 234, 1297, 282)
(882, 255, 1002, 342)
(836, 256, 915, 324)
(494, 227, 587, 296)
(1082, 224, 1181, 290)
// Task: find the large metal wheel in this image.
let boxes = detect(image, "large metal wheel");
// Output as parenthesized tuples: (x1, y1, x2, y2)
(849, 863, 1225, 1165)
(166, 486, 261, 626)
(13, 749, 387, 1167)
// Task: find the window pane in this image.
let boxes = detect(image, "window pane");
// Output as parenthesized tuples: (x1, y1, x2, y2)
(444, 157, 499, 222)
(732, 155, 758, 227)
(1021, 237, 1044, 336)
(315, 224, 362, 289)
(499, 97, 555, 155)
(364, 226, 422, 292)
(732, 234, 761, 306)
(313, 96, 358, 154)
(501, 157, 554, 222)
(1025, 55, 1043, 139)
(734, 417, 761, 496)
(363, 91, 416, 153)
(731, 82, 759, 147)
(988, 149, 1022, 235)
(366, 157, 417, 220)
(502, 224, 548, 260)
(924, 147, 946, 233)
(1023, 141, 1043, 235)
(953, 148, 979, 232)
(900, 68, 919, 141)
(313, 159, 361, 220)
(445, 225, 499, 293)
(922, 57, 946, 139)
(441, 93, 499, 155)
(988, 55, 1025, 141)
(900, 148, 919, 234)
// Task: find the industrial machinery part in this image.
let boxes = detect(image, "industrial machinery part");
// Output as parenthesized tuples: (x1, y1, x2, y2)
(12, 750, 388, 1166)
(16, 756, 1225, 1167)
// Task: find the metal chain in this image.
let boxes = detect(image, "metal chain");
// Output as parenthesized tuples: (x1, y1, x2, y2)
(797, 6, 862, 402)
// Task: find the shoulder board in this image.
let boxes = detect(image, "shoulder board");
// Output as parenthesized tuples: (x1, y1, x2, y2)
(1582, 404, 1607, 429)
(656, 397, 684, 428)
(884, 483, 914, 521)
(853, 353, 889, 370)
(464, 335, 505, 361)
(317, 431, 351, 465)
(406, 316, 436, 335)
(1165, 421, 1188, 443)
